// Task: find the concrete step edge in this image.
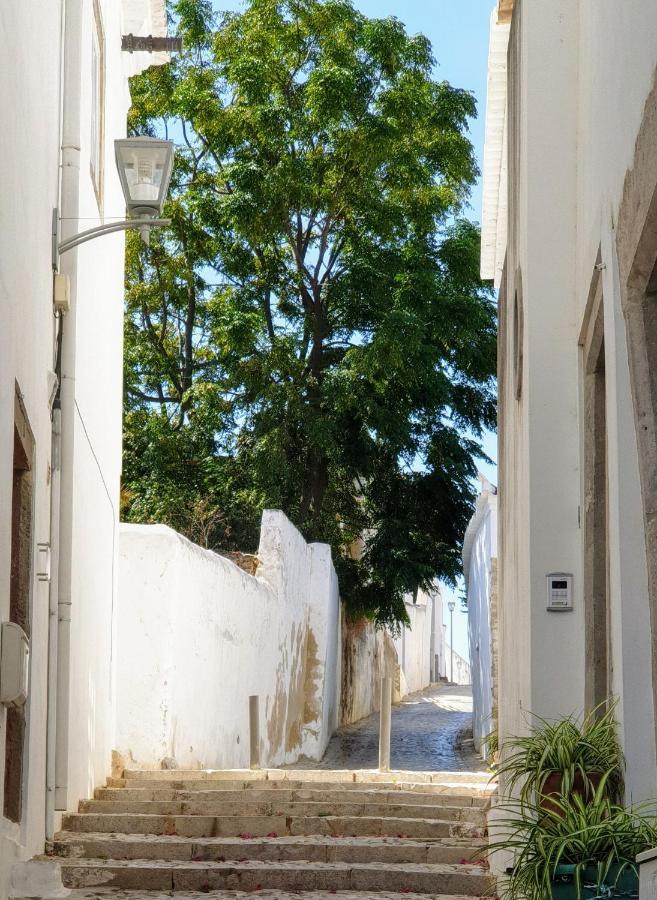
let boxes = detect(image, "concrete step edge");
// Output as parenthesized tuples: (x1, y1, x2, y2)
(55, 858, 489, 873)
(97, 788, 487, 806)
(59, 890, 494, 900)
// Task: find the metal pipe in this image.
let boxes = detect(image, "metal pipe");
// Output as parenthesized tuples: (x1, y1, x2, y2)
(54, 0, 84, 813)
(249, 696, 260, 769)
(46, 0, 68, 844)
(378, 677, 392, 772)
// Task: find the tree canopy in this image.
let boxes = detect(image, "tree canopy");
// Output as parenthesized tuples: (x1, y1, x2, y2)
(122, 0, 496, 627)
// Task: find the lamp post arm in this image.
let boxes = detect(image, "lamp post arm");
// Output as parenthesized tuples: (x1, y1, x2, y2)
(57, 218, 171, 256)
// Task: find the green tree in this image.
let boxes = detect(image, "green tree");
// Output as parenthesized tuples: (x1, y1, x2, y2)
(122, 0, 496, 627)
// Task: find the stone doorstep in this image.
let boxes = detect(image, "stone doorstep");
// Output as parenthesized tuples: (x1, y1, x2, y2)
(78, 801, 486, 825)
(96, 787, 489, 808)
(50, 834, 487, 865)
(54, 858, 493, 895)
(56, 891, 496, 900)
(60, 813, 483, 840)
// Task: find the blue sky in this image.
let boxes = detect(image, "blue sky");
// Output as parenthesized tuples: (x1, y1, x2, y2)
(213, 0, 497, 660)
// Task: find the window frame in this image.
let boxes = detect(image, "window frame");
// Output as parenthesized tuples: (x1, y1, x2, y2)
(90, 0, 106, 211)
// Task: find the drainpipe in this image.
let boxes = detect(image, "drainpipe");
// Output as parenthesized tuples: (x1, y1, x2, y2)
(51, 0, 83, 817)
(45, 0, 67, 844)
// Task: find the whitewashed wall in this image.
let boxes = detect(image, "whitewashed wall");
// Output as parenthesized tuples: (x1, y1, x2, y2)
(464, 487, 498, 753)
(446, 646, 472, 686)
(116, 511, 341, 770)
(393, 592, 433, 696)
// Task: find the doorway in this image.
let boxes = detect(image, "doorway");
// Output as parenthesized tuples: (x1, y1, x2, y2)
(4, 390, 34, 823)
(582, 296, 610, 713)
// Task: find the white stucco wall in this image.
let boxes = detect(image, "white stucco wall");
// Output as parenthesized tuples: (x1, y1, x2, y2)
(483, 0, 657, 802)
(464, 489, 498, 753)
(116, 511, 341, 770)
(393, 592, 434, 696)
(0, 2, 62, 883)
(445, 646, 471, 686)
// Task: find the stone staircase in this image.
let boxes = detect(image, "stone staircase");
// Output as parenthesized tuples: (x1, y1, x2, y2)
(48, 768, 496, 899)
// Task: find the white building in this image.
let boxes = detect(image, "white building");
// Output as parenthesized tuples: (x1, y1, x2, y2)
(0, 2, 168, 896)
(482, 0, 657, 803)
(464, 478, 498, 756)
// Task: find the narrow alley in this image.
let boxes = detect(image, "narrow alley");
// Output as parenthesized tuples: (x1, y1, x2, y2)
(291, 685, 485, 774)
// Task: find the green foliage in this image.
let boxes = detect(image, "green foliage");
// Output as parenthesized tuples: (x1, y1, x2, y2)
(489, 782, 657, 900)
(483, 727, 499, 759)
(496, 702, 625, 809)
(122, 0, 496, 626)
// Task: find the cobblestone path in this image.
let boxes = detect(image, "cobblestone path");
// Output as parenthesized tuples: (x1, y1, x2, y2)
(293, 683, 486, 773)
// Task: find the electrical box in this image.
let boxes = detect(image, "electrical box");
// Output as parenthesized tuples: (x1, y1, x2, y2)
(53, 272, 70, 313)
(36, 543, 51, 582)
(546, 573, 574, 611)
(0, 622, 30, 707)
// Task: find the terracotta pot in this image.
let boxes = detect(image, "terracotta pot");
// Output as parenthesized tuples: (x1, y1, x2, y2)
(540, 771, 604, 814)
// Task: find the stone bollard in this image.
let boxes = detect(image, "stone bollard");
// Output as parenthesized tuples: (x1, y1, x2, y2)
(378, 676, 392, 772)
(249, 695, 260, 769)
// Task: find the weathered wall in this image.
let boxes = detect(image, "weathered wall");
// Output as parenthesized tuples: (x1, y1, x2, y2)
(116, 511, 341, 769)
(338, 613, 398, 727)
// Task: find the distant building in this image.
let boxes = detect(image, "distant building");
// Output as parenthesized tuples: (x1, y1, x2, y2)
(0, 3, 168, 896)
(482, 0, 657, 802)
(393, 584, 446, 695)
(463, 478, 498, 756)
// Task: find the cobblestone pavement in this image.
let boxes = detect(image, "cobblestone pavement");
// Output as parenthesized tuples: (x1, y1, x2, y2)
(293, 683, 487, 772)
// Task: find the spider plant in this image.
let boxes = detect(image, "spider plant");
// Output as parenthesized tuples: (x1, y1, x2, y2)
(496, 701, 624, 807)
(488, 778, 657, 899)
(484, 728, 499, 757)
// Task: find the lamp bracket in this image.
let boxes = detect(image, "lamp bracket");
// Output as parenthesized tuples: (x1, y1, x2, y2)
(52, 209, 171, 269)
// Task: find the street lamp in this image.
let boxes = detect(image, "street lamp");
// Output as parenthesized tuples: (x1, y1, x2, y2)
(448, 600, 456, 684)
(114, 137, 174, 221)
(54, 136, 174, 265)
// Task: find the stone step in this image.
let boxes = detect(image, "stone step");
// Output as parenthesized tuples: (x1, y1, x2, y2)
(96, 786, 487, 808)
(121, 769, 493, 789)
(51, 833, 487, 865)
(60, 890, 495, 900)
(61, 813, 483, 840)
(79, 799, 485, 824)
(109, 778, 493, 800)
(55, 857, 492, 894)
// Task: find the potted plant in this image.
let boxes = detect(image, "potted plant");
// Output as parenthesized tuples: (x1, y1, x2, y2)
(483, 728, 499, 768)
(496, 702, 624, 809)
(488, 782, 657, 899)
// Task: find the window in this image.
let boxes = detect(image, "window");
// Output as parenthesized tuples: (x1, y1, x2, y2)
(512, 269, 524, 400)
(90, 0, 105, 208)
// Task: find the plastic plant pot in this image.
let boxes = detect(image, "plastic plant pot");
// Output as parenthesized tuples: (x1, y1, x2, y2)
(551, 864, 640, 898)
